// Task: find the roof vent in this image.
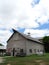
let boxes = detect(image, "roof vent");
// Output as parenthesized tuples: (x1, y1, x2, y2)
(27, 32, 30, 36)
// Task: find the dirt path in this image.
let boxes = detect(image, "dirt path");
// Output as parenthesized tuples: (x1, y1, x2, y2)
(0, 57, 4, 63)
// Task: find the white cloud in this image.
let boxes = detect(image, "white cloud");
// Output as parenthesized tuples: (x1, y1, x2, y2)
(35, 0, 49, 24)
(0, 0, 39, 29)
(24, 29, 49, 38)
(0, 30, 12, 42)
(0, 0, 49, 45)
(0, 0, 49, 30)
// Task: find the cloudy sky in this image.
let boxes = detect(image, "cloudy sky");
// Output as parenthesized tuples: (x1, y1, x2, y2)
(0, 0, 49, 45)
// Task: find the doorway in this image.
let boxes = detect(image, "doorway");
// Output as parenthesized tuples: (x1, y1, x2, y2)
(13, 48, 15, 56)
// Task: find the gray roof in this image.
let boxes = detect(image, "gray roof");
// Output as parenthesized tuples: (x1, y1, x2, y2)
(7, 29, 43, 44)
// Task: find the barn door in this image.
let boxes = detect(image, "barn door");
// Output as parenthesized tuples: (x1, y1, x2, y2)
(13, 48, 15, 56)
(20, 49, 23, 53)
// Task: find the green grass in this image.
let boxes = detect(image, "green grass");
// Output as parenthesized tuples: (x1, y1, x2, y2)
(0, 53, 49, 65)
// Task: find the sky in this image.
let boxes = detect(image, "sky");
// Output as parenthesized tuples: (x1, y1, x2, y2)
(0, 0, 49, 46)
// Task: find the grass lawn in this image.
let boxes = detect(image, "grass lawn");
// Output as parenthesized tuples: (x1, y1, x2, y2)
(0, 53, 49, 65)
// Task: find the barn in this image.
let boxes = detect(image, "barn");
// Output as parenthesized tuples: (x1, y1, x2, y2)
(7, 29, 44, 56)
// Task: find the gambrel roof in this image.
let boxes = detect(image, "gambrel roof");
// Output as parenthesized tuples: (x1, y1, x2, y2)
(7, 29, 43, 44)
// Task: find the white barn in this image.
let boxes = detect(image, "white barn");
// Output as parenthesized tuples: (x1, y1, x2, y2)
(7, 29, 44, 56)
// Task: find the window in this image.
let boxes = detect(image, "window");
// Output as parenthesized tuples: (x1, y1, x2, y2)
(37, 49, 39, 52)
(29, 49, 32, 53)
(20, 49, 23, 53)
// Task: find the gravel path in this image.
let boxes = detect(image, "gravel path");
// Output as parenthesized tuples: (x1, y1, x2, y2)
(0, 57, 4, 63)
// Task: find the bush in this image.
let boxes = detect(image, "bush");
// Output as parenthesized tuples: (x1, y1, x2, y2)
(5, 52, 11, 56)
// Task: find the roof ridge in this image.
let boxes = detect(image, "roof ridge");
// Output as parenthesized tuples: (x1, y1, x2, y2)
(7, 29, 43, 44)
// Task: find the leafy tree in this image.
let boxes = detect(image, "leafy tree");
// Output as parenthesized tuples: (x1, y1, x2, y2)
(43, 36, 49, 52)
(0, 43, 3, 46)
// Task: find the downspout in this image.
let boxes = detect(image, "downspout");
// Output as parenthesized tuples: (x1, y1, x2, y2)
(25, 39, 27, 55)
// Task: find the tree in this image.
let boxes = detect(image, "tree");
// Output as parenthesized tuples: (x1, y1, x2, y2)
(0, 43, 3, 46)
(43, 36, 49, 52)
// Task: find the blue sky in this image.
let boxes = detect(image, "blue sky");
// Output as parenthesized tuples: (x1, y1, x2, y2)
(0, 0, 49, 46)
